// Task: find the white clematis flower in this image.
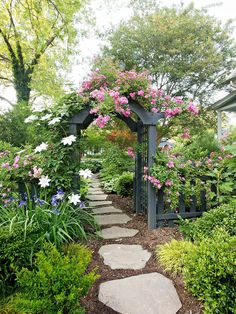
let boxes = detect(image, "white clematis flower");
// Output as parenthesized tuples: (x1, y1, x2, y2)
(48, 117, 61, 125)
(38, 175, 51, 188)
(41, 114, 52, 121)
(68, 193, 81, 205)
(61, 135, 77, 146)
(79, 169, 93, 179)
(34, 142, 48, 153)
(24, 115, 38, 123)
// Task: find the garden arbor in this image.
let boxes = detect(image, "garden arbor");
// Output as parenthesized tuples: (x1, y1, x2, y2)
(68, 100, 164, 229)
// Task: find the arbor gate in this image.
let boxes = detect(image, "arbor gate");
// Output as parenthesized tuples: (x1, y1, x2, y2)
(68, 100, 163, 229)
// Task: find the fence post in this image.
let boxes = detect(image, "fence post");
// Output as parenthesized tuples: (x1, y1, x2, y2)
(147, 125, 157, 229)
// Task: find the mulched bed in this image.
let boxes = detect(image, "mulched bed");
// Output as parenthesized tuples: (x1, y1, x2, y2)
(81, 193, 204, 314)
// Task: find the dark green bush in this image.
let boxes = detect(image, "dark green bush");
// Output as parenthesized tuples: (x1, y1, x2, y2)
(0, 225, 42, 297)
(9, 242, 99, 314)
(115, 172, 134, 197)
(178, 202, 236, 240)
(183, 230, 236, 314)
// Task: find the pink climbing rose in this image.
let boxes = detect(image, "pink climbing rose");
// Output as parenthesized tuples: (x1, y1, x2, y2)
(166, 161, 175, 168)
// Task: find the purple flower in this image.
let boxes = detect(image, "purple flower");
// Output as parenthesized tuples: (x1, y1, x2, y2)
(19, 200, 27, 207)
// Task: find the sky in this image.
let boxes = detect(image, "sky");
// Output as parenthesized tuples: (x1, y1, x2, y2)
(0, 0, 236, 122)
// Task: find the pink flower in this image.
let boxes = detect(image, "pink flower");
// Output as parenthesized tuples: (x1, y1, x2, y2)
(14, 156, 20, 163)
(13, 163, 19, 169)
(165, 179, 173, 187)
(143, 166, 148, 174)
(187, 102, 199, 115)
(2, 162, 10, 169)
(33, 166, 43, 178)
(151, 99, 157, 105)
(127, 147, 135, 159)
(129, 92, 136, 99)
(166, 161, 175, 168)
(165, 107, 181, 118)
(173, 96, 184, 104)
(165, 95, 171, 101)
(218, 156, 223, 161)
(137, 90, 144, 96)
(181, 128, 190, 139)
(94, 115, 110, 128)
(82, 80, 92, 90)
(151, 108, 159, 113)
(119, 96, 128, 105)
(90, 108, 99, 114)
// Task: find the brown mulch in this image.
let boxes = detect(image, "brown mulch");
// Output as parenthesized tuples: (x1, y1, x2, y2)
(81, 193, 203, 314)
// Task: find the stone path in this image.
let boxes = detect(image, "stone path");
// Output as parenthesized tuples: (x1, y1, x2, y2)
(88, 175, 182, 314)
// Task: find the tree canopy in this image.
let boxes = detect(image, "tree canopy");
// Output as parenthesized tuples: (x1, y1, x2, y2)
(0, 0, 84, 104)
(103, 4, 236, 103)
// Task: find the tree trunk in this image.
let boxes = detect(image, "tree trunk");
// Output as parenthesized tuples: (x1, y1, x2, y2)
(14, 74, 31, 103)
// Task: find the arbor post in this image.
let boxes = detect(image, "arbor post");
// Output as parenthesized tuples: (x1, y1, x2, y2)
(147, 125, 157, 229)
(135, 123, 143, 213)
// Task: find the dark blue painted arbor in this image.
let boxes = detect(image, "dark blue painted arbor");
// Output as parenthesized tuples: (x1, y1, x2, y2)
(68, 100, 163, 229)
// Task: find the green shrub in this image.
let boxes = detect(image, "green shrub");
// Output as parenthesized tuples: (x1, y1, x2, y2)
(157, 230, 236, 314)
(183, 230, 236, 314)
(178, 202, 236, 240)
(9, 242, 99, 314)
(115, 172, 134, 196)
(80, 158, 102, 173)
(157, 239, 195, 275)
(0, 225, 42, 297)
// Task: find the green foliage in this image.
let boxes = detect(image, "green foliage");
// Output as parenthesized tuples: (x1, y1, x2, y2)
(80, 157, 102, 173)
(9, 242, 99, 314)
(157, 231, 236, 313)
(174, 130, 220, 160)
(102, 176, 119, 193)
(104, 4, 236, 102)
(157, 239, 195, 275)
(0, 192, 98, 249)
(0, 225, 42, 297)
(178, 202, 236, 240)
(115, 172, 134, 197)
(0, 103, 32, 146)
(100, 144, 134, 178)
(0, 0, 84, 103)
(183, 230, 236, 314)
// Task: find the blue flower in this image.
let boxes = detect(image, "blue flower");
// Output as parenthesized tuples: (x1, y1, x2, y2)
(55, 189, 65, 200)
(51, 195, 58, 207)
(19, 200, 26, 207)
(35, 198, 45, 206)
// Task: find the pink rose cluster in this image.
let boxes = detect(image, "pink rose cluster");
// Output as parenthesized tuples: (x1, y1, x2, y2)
(28, 166, 43, 178)
(93, 115, 110, 128)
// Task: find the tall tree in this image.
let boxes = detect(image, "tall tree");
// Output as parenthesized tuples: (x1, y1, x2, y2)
(103, 4, 236, 103)
(0, 0, 84, 104)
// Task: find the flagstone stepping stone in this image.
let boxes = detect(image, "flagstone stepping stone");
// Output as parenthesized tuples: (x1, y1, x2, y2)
(87, 194, 108, 201)
(94, 214, 131, 226)
(97, 226, 139, 239)
(89, 200, 112, 207)
(92, 206, 122, 214)
(90, 183, 101, 188)
(87, 190, 104, 195)
(99, 244, 151, 269)
(99, 273, 182, 314)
